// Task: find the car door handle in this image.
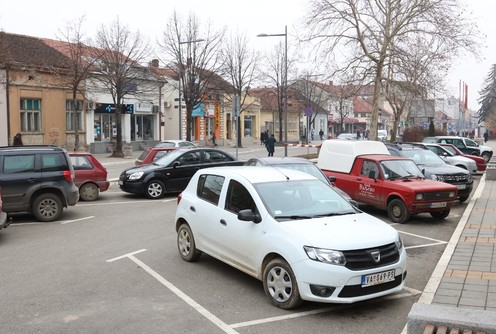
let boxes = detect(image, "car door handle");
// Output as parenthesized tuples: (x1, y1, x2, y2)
(189, 206, 196, 212)
(357, 177, 362, 181)
(220, 219, 227, 226)
(28, 178, 37, 183)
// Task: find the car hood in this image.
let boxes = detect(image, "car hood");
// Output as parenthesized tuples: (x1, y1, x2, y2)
(418, 164, 469, 176)
(122, 164, 164, 175)
(280, 212, 398, 250)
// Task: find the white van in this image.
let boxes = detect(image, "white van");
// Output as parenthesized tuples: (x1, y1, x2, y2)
(378, 130, 388, 141)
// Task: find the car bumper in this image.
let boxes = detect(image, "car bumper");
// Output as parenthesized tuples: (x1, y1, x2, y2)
(119, 180, 144, 194)
(67, 186, 80, 206)
(292, 249, 407, 303)
(98, 181, 111, 192)
(410, 199, 459, 213)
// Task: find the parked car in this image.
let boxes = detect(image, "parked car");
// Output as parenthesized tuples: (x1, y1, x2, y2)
(336, 133, 357, 140)
(0, 186, 10, 230)
(243, 157, 354, 202)
(423, 136, 493, 163)
(69, 152, 110, 201)
(386, 143, 473, 202)
(135, 147, 177, 166)
(437, 143, 486, 172)
(408, 143, 478, 174)
(175, 166, 407, 309)
(0, 145, 79, 221)
(378, 130, 388, 141)
(155, 140, 197, 148)
(119, 148, 245, 199)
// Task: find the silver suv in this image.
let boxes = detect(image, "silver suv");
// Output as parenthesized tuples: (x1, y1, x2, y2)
(0, 146, 79, 222)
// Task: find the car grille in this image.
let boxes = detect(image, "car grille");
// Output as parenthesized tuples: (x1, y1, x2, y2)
(422, 191, 454, 201)
(441, 173, 470, 182)
(342, 243, 399, 271)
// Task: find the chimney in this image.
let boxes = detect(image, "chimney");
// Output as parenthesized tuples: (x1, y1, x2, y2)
(150, 59, 159, 68)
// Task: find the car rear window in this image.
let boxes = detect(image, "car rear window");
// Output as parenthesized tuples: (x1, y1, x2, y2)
(197, 174, 224, 204)
(41, 153, 69, 172)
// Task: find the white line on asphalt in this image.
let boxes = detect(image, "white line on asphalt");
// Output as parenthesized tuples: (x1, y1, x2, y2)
(76, 200, 164, 207)
(106, 250, 238, 334)
(11, 222, 45, 226)
(405, 242, 447, 250)
(398, 230, 447, 243)
(60, 216, 95, 225)
(230, 291, 413, 329)
(106, 249, 147, 262)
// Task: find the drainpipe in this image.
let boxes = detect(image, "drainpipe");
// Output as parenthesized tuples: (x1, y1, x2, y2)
(6, 68, 11, 145)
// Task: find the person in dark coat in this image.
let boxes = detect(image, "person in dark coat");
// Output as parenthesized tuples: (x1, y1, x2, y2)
(13, 133, 23, 146)
(484, 130, 489, 143)
(266, 134, 276, 157)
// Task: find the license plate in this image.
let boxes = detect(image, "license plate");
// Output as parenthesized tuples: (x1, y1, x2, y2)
(457, 184, 466, 190)
(361, 270, 396, 287)
(430, 202, 447, 208)
(118, 180, 123, 185)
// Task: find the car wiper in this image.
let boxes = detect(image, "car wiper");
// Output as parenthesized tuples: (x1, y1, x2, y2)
(313, 211, 356, 218)
(275, 215, 312, 220)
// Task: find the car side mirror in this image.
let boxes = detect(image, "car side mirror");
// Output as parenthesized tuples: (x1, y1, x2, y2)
(327, 175, 336, 183)
(238, 209, 262, 224)
(172, 161, 181, 168)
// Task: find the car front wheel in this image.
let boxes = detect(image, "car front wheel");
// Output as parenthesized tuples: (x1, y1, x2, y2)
(145, 180, 165, 199)
(387, 198, 410, 224)
(79, 183, 99, 201)
(32, 193, 63, 222)
(177, 223, 201, 262)
(263, 258, 303, 309)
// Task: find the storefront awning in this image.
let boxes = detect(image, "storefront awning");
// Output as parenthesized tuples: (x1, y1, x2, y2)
(192, 103, 204, 117)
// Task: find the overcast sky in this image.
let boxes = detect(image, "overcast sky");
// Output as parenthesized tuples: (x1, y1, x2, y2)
(1, 0, 493, 111)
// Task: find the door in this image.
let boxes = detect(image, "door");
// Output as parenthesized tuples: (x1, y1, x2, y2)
(165, 150, 201, 192)
(355, 160, 383, 207)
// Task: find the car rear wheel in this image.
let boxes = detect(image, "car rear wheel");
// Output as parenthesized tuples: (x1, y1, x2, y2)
(177, 223, 201, 262)
(32, 193, 63, 222)
(145, 180, 165, 199)
(430, 210, 450, 219)
(79, 183, 99, 201)
(387, 199, 410, 224)
(263, 258, 303, 309)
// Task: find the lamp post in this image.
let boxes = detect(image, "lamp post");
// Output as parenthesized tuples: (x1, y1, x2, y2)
(178, 38, 205, 140)
(258, 26, 288, 156)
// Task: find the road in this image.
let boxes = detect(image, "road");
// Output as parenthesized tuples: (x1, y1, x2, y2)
(0, 144, 481, 333)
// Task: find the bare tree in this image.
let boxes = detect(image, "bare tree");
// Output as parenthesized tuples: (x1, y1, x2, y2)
(92, 18, 151, 157)
(221, 31, 261, 147)
(159, 11, 225, 142)
(304, 0, 482, 141)
(57, 16, 95, 151)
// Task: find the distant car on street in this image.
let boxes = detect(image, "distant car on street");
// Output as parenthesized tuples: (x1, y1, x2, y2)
(437, 143, 486, 172)
(336, 133, 357, 140)
(155, 140, 197, 148)
(69, 152, 110, 201)
(418, 143, 478, 174)
(378, 130, 388, 141)
(135, 147, 177, 166)
(119, 148, 245, 199)
(422, 136, 493, 163)
(175, 166, 407, 309)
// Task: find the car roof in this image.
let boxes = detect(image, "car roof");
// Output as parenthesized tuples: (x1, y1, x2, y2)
(197, 166, 316, 183)
(68, 151, 93, 156)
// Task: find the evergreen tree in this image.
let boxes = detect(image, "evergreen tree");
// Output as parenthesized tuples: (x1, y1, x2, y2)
(477, 64, 496, 123)
(428, 120, 435, 136)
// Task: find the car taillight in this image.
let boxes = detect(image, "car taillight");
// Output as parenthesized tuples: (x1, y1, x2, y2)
(177, 193, 182, 204)
(63, 170, 73, 182)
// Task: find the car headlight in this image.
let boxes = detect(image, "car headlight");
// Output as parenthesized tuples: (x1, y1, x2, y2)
(415, 193, 424, 200)
(449, 191, 456, 198)
(304, 246, 346, 265)
(129, 172, 144, 180)
(395, 235, 403, 251)
(431, 174, 444, 181)
(467, 173, 472, 182)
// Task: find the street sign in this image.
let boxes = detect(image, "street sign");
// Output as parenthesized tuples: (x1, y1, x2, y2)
(232, 96, 240, 117)
(94, 103, 134, 114)
(304, 107, 312, 116)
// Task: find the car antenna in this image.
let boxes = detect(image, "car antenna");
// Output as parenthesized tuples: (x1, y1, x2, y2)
(270, 165, 290, 181)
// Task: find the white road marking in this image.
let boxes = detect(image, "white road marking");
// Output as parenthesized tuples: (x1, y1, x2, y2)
(405, 242, 447, 250)
(10, 222, 45, 226)
(76, 200, 169, 207)
(107, 250, 238, 334)
(60, 216, 95, 225)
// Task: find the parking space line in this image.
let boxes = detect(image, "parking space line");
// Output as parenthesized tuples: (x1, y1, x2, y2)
(405, 242, 447, 250)
(60, 216, 95, 225)
(398, 230, 446, 243)
(106, 250, 239, 334)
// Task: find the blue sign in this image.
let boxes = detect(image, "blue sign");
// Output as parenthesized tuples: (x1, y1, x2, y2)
(94, 103, 134, 114)
(304, 107, 312, 116)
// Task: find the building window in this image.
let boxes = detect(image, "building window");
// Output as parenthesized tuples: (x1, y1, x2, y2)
(20, 99, 41, 132)
(66, 100, 83, 131)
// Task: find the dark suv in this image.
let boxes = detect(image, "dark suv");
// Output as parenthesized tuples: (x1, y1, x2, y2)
(386, 143, 473, 202)
(0, 146, 79, 221)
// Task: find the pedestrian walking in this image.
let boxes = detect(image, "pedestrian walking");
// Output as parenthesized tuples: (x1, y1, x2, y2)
(484, 130, 489, 143)
(356, 129, 361, 140)
(319, 129, 324, 140)
(266, 134, 276, 157)
(13, 133, 23, 146)
(260, 130, 266, 145)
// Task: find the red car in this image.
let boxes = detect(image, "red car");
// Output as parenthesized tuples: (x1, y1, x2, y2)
(438, 143, 487, 172)
(135, 147, 177, 166)
(69, 152, 110, 201)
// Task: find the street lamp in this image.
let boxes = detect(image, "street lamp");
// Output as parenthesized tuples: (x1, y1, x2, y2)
(257, 26, 288, 156)
(178, 38, 205, 140)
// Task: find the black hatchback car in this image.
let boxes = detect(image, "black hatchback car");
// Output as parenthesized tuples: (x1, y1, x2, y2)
(0, 145, 79, 221)
(119, 148, 245, 199)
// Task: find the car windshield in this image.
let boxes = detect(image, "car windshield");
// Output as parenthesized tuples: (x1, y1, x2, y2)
(442, 146, 457, 155)
(273, 163, 329, 184)
(380, 159, 425, 180)
(154, 149, 192, 166)
(400, 149, 445, 166)
(254, 179, 356, 221)
(156, 142, 176, 147)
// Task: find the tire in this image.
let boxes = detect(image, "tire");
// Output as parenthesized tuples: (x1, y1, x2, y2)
(177, 223, 201, 262)
(79, 183, 99, 201)
(32, 193, 63, 222)
(263, 258, 303, 309)
(145, 180, 165, 199)
(482, 152, 491, 163)
(430, 210, 450, 219)
(459, 196, 469, 203)
(387, 198, 410, 224)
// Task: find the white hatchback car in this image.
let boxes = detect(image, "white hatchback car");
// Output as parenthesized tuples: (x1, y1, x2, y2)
(175, 166, 407, 309)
